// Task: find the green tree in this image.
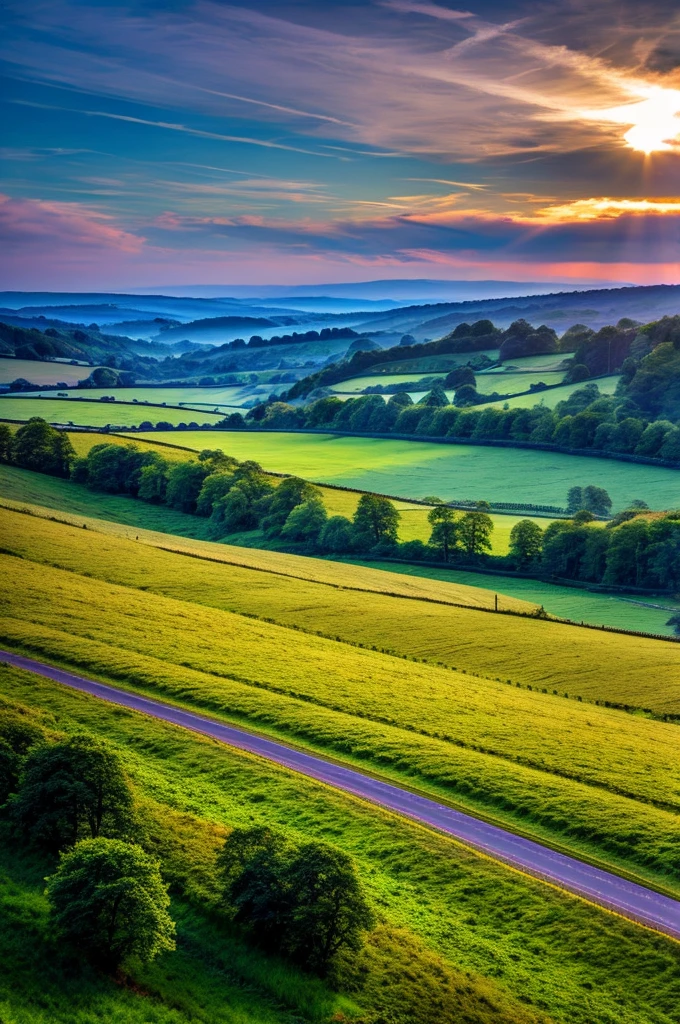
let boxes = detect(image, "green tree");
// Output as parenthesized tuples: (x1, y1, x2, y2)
(46, 838, 175, 970)
(319, 515, 355, 553)
(281, 495, 327, 545)
(195, 471, 235, 516)
(165, 461, 211, 513)
(418, 386, 448, 408)
(427, 505, 458, 562)
(137, 460, 169, 503)
(583, 485, 612, 517)
(458, 510, 493, 558)
(0, 707, 45, 805)
(352, 494, 400, 548)
(218, 826, 292, 948)
(0, 423, 13, 463)
(12, 418, 75, 477)
(509, 519, 543, 566)
(282, 842, 374, 977)
(12, 734, 135, 852)
(261, 476, 319, 535)
(566, 486, 584, 513)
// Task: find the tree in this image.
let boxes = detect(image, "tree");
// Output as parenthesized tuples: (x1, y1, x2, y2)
(666, 613, 680, 636)
(12, 418, 75, 477)
(352, 494, 400, 548)
(0, 423, 13, 463)
(46, 838, 175, 970)
(319, 515, 354, 553)
(509, 519, 543, 566)
(444, 366, 475, 389)
(453, 384, 479, 407)
(165, 460, 212, 513)
(418, 386, 448, 408)
(217, 826, 292, 948)
(281, 495, 327, 545)
(12, 734, 135, 852)
(583, 485, 612, 517)
(137, 460, 169, 503)
(282, 842, 374, 976)
(427, 505, 458, 561)
(261, 476, 319, 535)
(458, 510, 493, 558)
(566, 486, 584, 513)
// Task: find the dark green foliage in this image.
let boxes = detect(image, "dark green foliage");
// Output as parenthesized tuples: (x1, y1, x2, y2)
(281, 495, 327, 545)
(11, 734, 135, 852)
(319, 515, 355, 553)
(458, 510, 494, 558)
(444, 365, 476, 389)
(509, 519, 543, 566)
(165, 461, 212, 513)
(261, 476, 319, 536)
(0, 423, 13, 462)
(12, 419, 75, 477)
(46, 838, 175, 970)
(218, 827, 374, 977)
(352, 494, 400, 549)
(427, 504, 458, 562)
(83, 442, 159, 495)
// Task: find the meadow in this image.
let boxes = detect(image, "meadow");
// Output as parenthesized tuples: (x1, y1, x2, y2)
(3, 511, 680, 894)
(3, 665, 679, 1024)
(0, 357, 97, 386)
(19, 382, 275, 409)
(362, 560, 680, 636)
(476, 376, 621, 411)
(139, 430, 680, 510)
(0, 396, 225, 427)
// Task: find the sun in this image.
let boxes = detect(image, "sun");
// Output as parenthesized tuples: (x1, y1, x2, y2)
(594, 86, 680, 155)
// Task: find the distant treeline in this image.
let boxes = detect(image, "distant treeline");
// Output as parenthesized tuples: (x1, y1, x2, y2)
(5, 418, 680, 599)
(229, 315, 680, 465)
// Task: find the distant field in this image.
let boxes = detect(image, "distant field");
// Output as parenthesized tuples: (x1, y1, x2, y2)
(139, 430, 680, 510)
(477, 376, 621, 410)
(0, 396, 224, 427)
(473, 371, 565, 394)
(330, 372, 446, 393)
(496, 354, 570, 370)
(19, 382, 279, 409)
(0, 357, 100, 386)
(4, 666, 678, 1024)
(365, 351, 499, 373)
(362, 560, 680, 636)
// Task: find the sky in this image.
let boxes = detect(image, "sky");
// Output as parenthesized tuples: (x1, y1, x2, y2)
(1, 0, 679, 291)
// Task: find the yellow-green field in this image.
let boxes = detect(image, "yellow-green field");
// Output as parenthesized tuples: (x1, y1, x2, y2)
(477, 376, 621, 410)
(0, 397, 224, 427)
(2, 505, 680, 894)
(17, 383, 271, 409)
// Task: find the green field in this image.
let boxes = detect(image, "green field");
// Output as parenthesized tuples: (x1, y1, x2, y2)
(20, 382, 275, 409)
(0, 396, 224, 427)
(3, 506, 680, 897)
(477, 376, 621, 410)
(361, 560, 680, 636)
(138, 430, 680, 510)
(4, 664, 679, 1024)
(0, 357, 98, 386)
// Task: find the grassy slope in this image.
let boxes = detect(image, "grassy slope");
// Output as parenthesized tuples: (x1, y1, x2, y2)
(2, 511, 680, 892)
(0, 398, 224, 427)
(139, 430, 679, 510)
(19, 383, 266, 409)
(475, 376, 621, 411)
(358, 560, 680, 637)
(0, 357, 100, 386)
(6, 667, 680, 1024)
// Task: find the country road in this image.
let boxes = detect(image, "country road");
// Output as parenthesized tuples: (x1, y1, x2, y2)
(3, 648, 680, 941)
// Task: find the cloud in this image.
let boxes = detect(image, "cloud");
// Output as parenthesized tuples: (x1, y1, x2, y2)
(4, 0, 680, 160)
(0, 193, 144, 254)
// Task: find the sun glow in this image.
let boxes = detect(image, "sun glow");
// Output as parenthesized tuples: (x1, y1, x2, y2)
(587, 86, 680, 155)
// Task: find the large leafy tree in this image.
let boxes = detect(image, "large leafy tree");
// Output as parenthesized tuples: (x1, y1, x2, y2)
(353, 494, 400, 547)
(458, 509, 494, 558)
(509, 519, 543, 566)
(46, 838, 175, 970)
(12, 418, 75, 477)
(427, 505, 458, 562)
(12, 734, 135, 852)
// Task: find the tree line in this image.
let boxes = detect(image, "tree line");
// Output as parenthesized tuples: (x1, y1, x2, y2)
(4, 419, 680, 596)
(0, 710, 373, 979)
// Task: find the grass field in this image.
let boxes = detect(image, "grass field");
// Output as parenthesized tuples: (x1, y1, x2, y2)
(361, 560, 680, 636)
(19, 383, 275, 409)
(476, 377, 621, 411)
(0, 357, 99, 386)
(138, 430, 680, 510)
(0, 397, 225, 427)
(4, 666, 680, 1024)
(3, 508, 680, 895)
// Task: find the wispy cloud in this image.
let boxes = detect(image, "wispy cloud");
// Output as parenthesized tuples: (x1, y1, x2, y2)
(0, 193, 144, 253)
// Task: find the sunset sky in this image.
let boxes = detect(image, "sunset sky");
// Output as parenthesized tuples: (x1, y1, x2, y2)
(1, 0, 679, 290)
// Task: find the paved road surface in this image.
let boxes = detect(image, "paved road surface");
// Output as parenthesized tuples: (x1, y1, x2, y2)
(3, 648, 679, 940)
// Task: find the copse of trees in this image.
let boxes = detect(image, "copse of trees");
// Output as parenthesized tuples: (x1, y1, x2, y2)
(0, 418, 75, 477)
(217, 825, 374, 978)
